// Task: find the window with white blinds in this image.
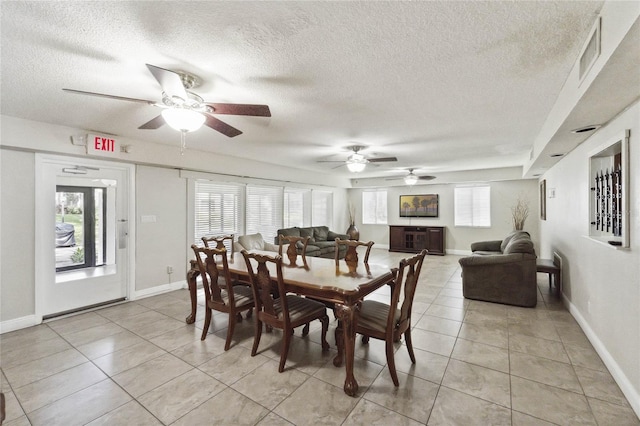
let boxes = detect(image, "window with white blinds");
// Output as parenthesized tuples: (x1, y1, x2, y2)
(284, 188, 311, 228)
(312, 190, 333, 226)
(362, 190, 387, 224)
(194, 181, 243, 248)
(245, 185, 283, 242)
(454, 185, 491, 227)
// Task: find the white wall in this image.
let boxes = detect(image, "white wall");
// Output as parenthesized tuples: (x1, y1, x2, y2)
(540, 101, 640, 414)
(349, 179, 540, 254)
(0, 117, 350, 326)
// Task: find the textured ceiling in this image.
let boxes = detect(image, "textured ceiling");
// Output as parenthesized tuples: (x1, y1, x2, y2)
(1, 1, 607, 180)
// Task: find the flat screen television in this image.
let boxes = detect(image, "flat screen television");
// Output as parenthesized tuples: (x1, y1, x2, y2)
(399, 194, 438, 218)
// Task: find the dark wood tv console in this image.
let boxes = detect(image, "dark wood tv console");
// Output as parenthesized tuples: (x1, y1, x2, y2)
(389, 225, 446, 255)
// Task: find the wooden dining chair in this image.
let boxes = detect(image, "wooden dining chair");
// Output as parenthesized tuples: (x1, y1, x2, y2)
(202, 234, 235, 259)
(192, 245, 254, 350)
(241, 250, 330, 372)
(335, 238, 374, 271)
(278, 234, 310, 266)
(356, 249, 427, 386)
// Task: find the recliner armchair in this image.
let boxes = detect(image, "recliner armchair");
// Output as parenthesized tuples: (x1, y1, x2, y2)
(459, 231, 537, 307)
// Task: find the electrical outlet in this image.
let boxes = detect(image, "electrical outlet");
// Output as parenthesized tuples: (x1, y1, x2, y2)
(167, 266, 173, 274)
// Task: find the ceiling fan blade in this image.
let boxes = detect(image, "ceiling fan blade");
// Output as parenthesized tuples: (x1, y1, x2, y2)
(62, 88, 156, 105)
(419, 175, 436, 180)
(146, 64, 188, 100)
(368, 157, 398, 163)
(138, 115, 165, 130)
(316, 160, 345, 163)
(205, 103, 271, 117)
(203, 114, 243, 137)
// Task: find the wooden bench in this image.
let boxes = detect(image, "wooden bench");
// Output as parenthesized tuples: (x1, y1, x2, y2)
(536, 252, 562, 296)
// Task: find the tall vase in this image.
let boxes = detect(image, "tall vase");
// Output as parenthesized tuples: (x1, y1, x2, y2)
(346, 224, 360, 241)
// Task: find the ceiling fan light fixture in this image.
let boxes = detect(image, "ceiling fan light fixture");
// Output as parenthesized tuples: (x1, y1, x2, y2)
(404, 173, 418, 185)
(161, 107, 205, 132)
(346, 153, 367, 172)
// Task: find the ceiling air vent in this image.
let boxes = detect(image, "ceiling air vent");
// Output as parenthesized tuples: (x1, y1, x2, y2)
(579, 17, 601, 82)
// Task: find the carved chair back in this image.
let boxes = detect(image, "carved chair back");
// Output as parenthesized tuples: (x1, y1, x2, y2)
(278, 234, 310, 266)
(335, 238, 374, 271)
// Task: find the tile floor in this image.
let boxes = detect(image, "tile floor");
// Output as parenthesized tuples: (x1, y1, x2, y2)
(1, 250, 638, 425)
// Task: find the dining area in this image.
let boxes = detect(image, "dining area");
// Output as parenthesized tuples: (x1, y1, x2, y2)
(186, 234, 428, 397)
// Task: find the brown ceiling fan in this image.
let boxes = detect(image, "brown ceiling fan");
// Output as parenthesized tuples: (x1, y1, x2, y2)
(63, 64, 271, 138)
(386, 169, 436, 185)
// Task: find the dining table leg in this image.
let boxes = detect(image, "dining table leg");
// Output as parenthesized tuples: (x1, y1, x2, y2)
(185, 260, 199, 324)
(332, 302, 361, 396)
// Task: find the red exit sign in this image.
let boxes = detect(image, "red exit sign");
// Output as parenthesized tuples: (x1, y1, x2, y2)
(86, 133, 119, 157)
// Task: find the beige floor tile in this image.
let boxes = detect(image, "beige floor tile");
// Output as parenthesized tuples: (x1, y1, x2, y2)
(442, 359, 511, 407)
(46, 312, 110, 335)
(427, 386, 511, 425)
(92, 341, 166, 376)
(136, 293, 184, 310)
(75, 329, 146, 360)
(426, 304, 465, 321)
(170, 333, 229, 366)
(232, 359, 309, 409)
(274, 377, 360, 425)
(3, 348, 88, 388)
(26, 379, 131, 426)
(508, 319, 561, 342)
(364, 370, 439, 423)
(394, 346, 449, 384)
(463, 310, 508, 328)
(85, 400, 162, 425)
(457, 322, 508, 349)
(148, 323, 201, 352)
(467, 300, 508, 316)
(451, 338, 509, 373)
(432, 295, 467, 310)
(414, 314, 461, 337)
(255, 412, 295, 425)
(555, 323, 592, 348)
(62, 322, 127, 347)
(1, 335, 71, 370)
(588, 397, 640, 425)
(137, 368, 226, 424)
(511, 376, 597, 425)
(575, 365, 630, 406)
(14, 362, 107, 413)
(1, 390, 25, 423)
(313, 356, 384, 394)
(282, 338, 336, 375)
(2, 415, 32, 426)
(198, 345, 271, 385)
(112, 352, 192, 397)
(172, 387, 269, 426)
(94, 302, 151, 321)
(354, 334, 397, 366)
(343, 398, 423, 426)
(409, 328, 456, 357)
(511, 410, 557, 425)
(510, 351, 582, 393)
(509, 333, 570, 364)
(564, 343, 607, 371)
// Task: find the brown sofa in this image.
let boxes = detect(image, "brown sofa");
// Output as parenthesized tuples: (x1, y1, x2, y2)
(458, 231, 537, 307)
(275, 226, 349, 258)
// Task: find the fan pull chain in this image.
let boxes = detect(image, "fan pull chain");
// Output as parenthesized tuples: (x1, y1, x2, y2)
(180, 130, 187, 155)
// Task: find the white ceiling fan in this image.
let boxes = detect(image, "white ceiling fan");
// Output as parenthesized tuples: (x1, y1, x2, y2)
(317, 145, 397, 173)
(386, 169, 436, 185)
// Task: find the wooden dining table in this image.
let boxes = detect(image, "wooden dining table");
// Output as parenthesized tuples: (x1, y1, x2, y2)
(186, 251, 396, 396)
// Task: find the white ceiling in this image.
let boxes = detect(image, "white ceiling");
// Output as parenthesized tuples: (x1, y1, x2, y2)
(1, 1, 626, 183)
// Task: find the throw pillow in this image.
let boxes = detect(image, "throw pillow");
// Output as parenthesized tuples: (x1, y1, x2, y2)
(299, 227, 315, 242)
(314, 226, 329, 241)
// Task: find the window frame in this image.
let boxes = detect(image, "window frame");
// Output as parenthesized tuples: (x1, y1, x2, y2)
(454, 185, 491, 228)
(362, 190, 388, 225)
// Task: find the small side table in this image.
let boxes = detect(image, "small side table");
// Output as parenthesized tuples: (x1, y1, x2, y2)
(537, 255, 562, 296)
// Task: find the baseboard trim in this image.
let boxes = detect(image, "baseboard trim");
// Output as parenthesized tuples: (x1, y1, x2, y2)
(0, 315, 40, 334)
(131, 280, 187, 300)
(565, 296, 640, 418)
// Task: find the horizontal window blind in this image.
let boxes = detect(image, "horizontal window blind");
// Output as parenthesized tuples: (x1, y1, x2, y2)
(362, 190, 387, 224)
(246, 185, 283, 242)
(312, 190, 332, 227)
(454, 185, 491, 227)
(284, 188, 311, 228)
(194, 181, 242, 249)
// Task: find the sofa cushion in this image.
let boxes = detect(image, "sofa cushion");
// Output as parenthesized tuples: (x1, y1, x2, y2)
(313, 240, 335, 250)
(238, 233, 265, 250)
(500, 231, 530, 252)
(299, 227, 315, 242)
(313, 226, 329, 242)
(503, 237, 535, 255)
(279, 227, 301, 239)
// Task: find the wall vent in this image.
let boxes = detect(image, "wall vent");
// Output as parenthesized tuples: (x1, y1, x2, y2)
(579, 17, 601, 82)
